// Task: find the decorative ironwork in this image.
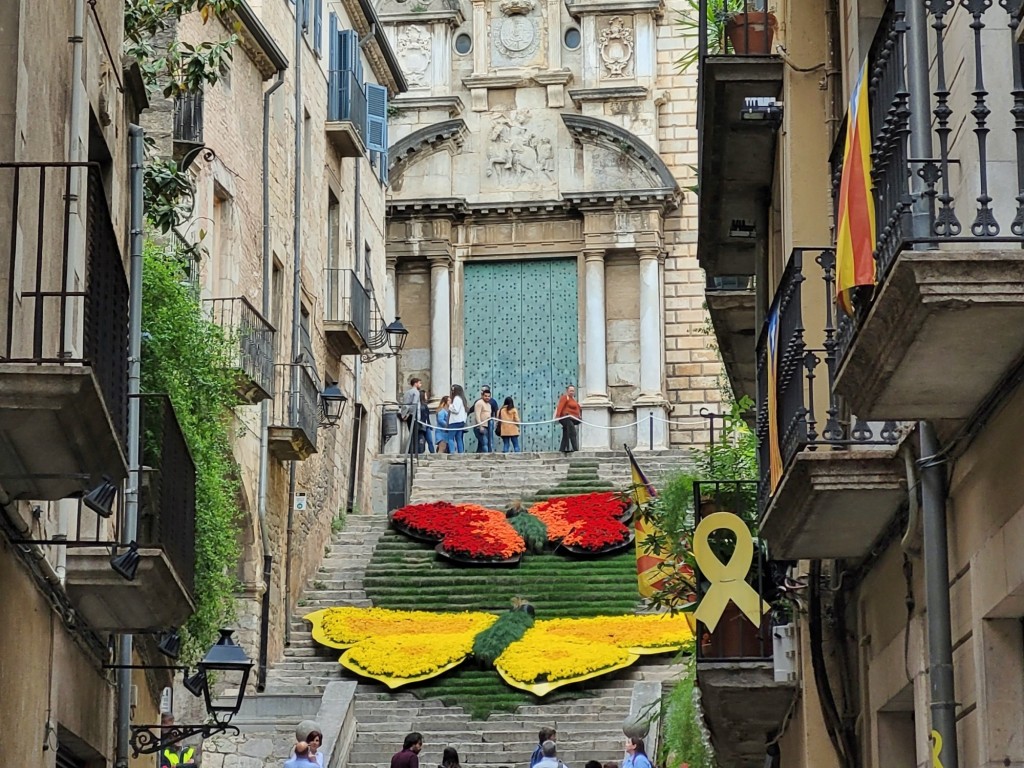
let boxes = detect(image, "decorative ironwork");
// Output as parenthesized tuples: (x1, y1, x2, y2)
(173, 91, 204, 146)
(325, 268, 372, 343)
(204, 296, 276, 399)
(138, 394, 197, 596)
(0, 162, 130, 450)
(756, 249, 899, 514)
(271, 362, 320, 451)
(129, 720, 239, 757)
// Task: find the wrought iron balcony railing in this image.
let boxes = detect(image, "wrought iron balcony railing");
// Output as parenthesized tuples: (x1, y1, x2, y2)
(173, 91, 205, 145)
(271, 362, 320, 453)
(756, 249, 899, 512)
(328, 68, 367, 142)
(0, 162, 130, 449)
(325, 268, 372, 343)
(203, 296, 276, 401)
(139, 394, 197, 597)
(831, 0, 1024, 366)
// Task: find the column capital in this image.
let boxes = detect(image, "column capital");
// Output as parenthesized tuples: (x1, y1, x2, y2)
(386, 254, 398, 271)
(637, 247, 664, 263)
(427, 251, 453, 269)
(583, 247, 606, 263)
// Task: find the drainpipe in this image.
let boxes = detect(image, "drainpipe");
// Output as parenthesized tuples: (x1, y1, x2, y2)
(285, 0, 305, 648)
(919, 421, 958, 768)
(257, 67, 286, 691)
(905, 0, 935, 243)
(115, 125, 145, 768)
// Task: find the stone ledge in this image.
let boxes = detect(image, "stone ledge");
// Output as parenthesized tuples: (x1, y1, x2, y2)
(835, 248, 1024, 423)
(761, 448, 907, 559)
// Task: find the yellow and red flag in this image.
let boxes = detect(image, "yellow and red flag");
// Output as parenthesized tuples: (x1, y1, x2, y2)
(766, 305, 784, 492)
(627, 446, 669, 598)
(835, 61, 877, 315)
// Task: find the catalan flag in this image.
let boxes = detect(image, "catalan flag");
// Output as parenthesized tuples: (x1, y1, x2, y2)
(835, 60, 877, 315)
(766, 305, 784, 492)
(627, 446, 668, 598)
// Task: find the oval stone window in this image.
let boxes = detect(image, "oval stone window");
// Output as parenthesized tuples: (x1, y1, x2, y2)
(564, 27, 581, 50)
(455, 33, 472, 55)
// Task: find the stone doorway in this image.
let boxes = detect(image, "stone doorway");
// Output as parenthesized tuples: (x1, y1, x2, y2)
(462, 258, 578, 452)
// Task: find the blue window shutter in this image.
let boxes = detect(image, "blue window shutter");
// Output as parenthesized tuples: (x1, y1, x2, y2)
(378, 151, 389, 184)
(301, 0, 310, 31)
(328, 13, 340, 119)
(365, 83, 388, 154)
(313, 0, 323, 56)
(339, 30, 358, 73)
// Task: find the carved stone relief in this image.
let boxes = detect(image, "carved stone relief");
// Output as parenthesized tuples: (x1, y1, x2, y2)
(484, 110, 556, 186)
(397, 25, 432, 89)
(599, 16, 634, 79)
(490, 0, 542, 67)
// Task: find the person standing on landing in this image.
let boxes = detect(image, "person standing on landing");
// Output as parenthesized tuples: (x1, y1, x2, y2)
(622, 737, 652, 768)
(473, 388, 494, 453)
(448, 385, 468, 453)
(436, 395, 452, 452)
(391, 732, 423, 768)
(401, 377, 423, 448)
(534, 740, 568, 768)
(498, 396, 521, 453)
(554, 384, 582, 454)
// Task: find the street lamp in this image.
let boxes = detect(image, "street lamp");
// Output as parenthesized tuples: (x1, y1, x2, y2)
(385, 317, 409, 355)
(128, 629, 253, 756)
(319, 383, 349, 428)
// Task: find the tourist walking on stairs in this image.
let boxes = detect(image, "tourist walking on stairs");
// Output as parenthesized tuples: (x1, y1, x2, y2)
(534, 740, 568, 768)
(554, 385, 582, 453)
(391, 732, 424, 768)
(530, 728, 557, 768)
(439, 747, 462, 768)
(622, 738, 652, 768)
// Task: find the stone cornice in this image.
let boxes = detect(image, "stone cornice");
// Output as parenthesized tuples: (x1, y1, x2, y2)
(564, 0, 665, 16)
(382, 8, 466, 25)
(388, 197, 469, 217)
(563, 188, 679, 212)
(225, 1, 289, 79)
(339, 0, 409, 93)
(568, 85, 647, 103)
(533, 69, 574, 86)
(388, 119, 468, 173)
(391, 95, 465, 116)
(462, 73, 533, 89)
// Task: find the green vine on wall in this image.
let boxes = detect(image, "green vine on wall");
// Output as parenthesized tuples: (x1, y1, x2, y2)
(141, 240, 242, 661)
(126, 0, 242, 234)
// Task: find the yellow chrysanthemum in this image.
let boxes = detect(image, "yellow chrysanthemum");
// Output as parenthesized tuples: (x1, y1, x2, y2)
(534, 614, 695, 651)
(495, 631, 632, 683)
(308, 606, 496, 649)
(343, 633, 479, 678)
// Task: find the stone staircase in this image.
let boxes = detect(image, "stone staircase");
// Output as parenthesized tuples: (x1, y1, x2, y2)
(204, 449, 691, 768)
(408, 450, 691, 509)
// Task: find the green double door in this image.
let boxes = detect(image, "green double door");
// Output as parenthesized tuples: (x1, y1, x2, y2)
(463, 259, 579, 452)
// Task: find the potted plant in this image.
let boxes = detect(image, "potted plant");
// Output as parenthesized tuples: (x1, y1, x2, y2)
(726, 0, 777, 55)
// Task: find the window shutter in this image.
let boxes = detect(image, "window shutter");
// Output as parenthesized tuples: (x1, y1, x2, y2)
(301, 0, 310, 31)
(378, 151, 389, 184)
(365, 83, 388, 154)
(313, 0, 323, 56)
(339, 30, 359, 75)
(328, 13, 341, 119)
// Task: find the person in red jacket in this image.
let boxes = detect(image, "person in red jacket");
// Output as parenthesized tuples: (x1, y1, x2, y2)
(554, 385, 582, 454)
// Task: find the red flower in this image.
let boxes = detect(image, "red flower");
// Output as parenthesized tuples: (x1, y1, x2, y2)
(395, 502, 526, 560)
(393, 501, 461, 538)
(562, 517, 630, 551)
(529, 492, 631, 542)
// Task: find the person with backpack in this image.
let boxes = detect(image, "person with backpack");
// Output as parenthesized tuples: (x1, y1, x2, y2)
(530, 728, 556, 768)
(534, 740, 568, 768)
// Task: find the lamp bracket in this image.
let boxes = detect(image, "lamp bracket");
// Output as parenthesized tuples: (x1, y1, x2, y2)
(129, 722, 239, 756)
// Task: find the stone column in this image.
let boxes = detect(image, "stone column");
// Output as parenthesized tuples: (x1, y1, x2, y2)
(429, 254, 452, 403)
(635, 248, 668, 450)
(581, 248, 611, 449)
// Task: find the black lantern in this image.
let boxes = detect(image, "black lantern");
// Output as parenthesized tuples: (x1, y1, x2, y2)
(199, 628, 253, 721)
(385, 317, 409, 355)
(319, 383, 349, 428)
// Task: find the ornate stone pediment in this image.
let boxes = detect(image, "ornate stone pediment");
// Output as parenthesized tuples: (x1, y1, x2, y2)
(561, 113, 679, 198)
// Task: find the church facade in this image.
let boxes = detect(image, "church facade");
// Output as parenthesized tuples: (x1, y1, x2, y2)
(378, 0, 718, 450)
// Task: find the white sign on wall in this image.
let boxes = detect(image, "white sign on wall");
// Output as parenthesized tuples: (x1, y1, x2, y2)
(294, 492, 307, 512)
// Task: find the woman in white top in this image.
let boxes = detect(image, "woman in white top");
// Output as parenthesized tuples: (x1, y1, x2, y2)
(448, 384, 468, 453)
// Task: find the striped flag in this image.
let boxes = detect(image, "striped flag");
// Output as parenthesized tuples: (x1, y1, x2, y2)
(627, 446, 668, 598)
(835, 60, 877, 315)
(766, 305, 784, 492)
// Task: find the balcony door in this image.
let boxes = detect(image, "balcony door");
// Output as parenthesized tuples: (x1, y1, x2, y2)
(463, 259, 578, 453)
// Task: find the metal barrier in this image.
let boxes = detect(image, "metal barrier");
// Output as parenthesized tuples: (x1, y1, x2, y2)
(204, 296, 276, 398)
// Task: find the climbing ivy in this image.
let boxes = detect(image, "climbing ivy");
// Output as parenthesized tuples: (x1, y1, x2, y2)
(141, 240, 241, 661)
(660, 655, 716, 768)
(125, 0, 242, 233)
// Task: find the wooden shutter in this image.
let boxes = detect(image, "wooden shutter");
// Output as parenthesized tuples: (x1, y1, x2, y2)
(328, 13, 340, 119)
(365, 83, 388, 154)
(313, 0, 323, 56)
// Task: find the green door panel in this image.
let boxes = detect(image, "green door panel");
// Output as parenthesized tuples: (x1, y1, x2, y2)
(462, 259, 579, 453)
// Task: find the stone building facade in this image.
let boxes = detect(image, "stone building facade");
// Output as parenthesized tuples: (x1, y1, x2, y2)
(378, 0, 721, 451)
(162, 0, 406, 691)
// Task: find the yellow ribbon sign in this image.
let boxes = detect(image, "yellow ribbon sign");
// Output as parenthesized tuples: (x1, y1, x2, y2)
(929, 730, 944, 768)
(693, 512, 770, 633)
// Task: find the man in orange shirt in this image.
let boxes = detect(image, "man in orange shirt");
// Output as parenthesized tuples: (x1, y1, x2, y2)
(554, 385, 582, 454)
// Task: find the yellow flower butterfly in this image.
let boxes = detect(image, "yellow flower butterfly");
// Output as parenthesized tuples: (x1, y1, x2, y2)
(305, 607, 694, 694)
